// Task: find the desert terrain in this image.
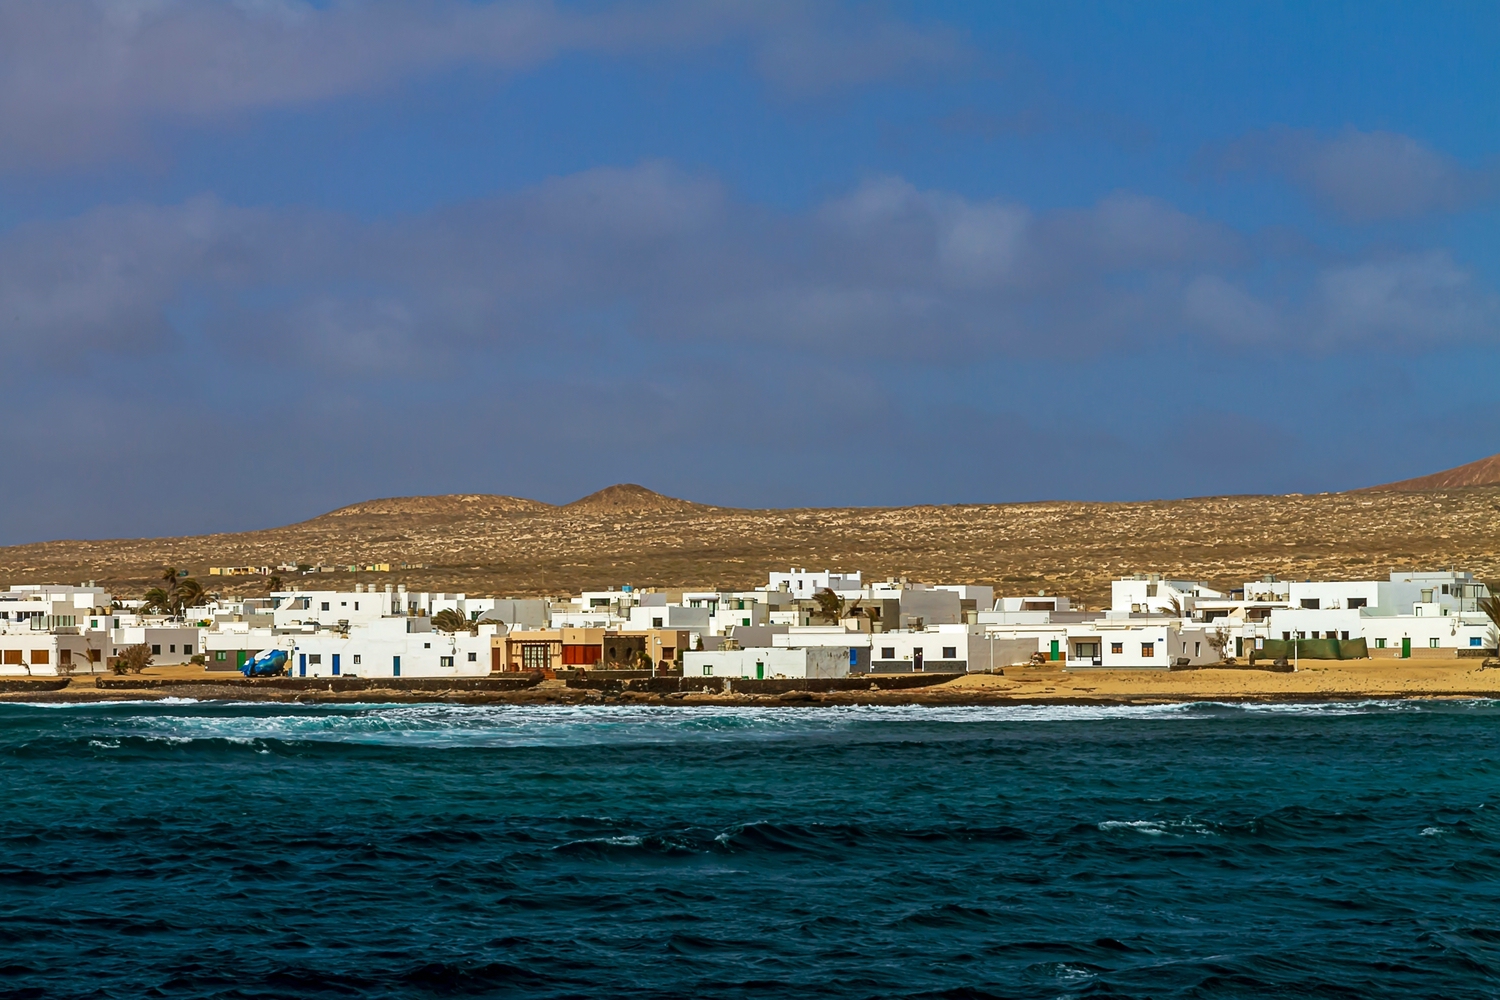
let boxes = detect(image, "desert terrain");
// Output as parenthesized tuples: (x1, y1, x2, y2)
(1, 482, 1498, 606)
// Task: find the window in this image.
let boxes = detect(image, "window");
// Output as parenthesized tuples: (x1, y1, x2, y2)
(151, 645, 161, 655)
(942, 646, 957, 659)
(1348, 598, 1367, 609)
(90, 619, 98, 629)
(440, 656, 454, 667)
(352, 654, 361, 665)
(1194, 642, 1201, 656)
(1471, 637, 1483, 647)
(1430, 638, 1440, 648)
(1297, 632, 1306, 640)
(308, 654, 321, 664)
(423, 642, 431, 649)
(1325, 632, 1336, 640)
(215, 650, 227, 661)
(1, 651, 19, 665)
(652, 617, 663, 628)
(1282, 632, 1291, 641)
(1376, 638, 1386, 649)
(1340, 631, 1349, 641)
(1141, 643, 1155, 657)
(703, 665, 713, 676)
(1300, 598, 1320, 609)
(881, 647, 895, 659)
(742, 618, 751, 626)
(1442, 585, 1450, 595)
(113, 618, 120, 628)
(321, 602, 330, 611)
(393, 656, 400, 677)
(169, 645, 177, 653)
(184, 644, 193, 655)
(1110, 642, 1123, 654)
(31, 650, 49, 665)
(468, 651, 477, 661)
(354, 602, 359, 611)
(341, 602, 347, 607)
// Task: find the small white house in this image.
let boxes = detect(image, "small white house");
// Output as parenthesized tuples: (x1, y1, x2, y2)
(682, 646, 849, 680)
(290, 619, 499, 678)
(1065, 621, 1219, 669)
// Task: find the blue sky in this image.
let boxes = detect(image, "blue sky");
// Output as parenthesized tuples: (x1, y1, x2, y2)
(0, 0, 1496, 544)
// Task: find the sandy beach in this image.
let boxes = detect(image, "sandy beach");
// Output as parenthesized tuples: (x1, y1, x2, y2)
(4, 655, 1498, 706)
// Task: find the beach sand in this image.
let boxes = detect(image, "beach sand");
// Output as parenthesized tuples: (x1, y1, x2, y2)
(4, 656, 1499, 706)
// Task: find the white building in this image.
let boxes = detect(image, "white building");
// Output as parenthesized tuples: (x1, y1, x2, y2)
(289, 619, 500, 678)
(1064, 621, 1219, 669)
(682, 646, 850, 680)
(766, 569, 864, 598)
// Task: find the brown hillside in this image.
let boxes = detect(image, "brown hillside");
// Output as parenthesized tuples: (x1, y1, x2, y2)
(3, 487, 1499, 609)
(564, 484, 713, 514)
(1360, 453, 1500, 492)
(317, 494, 554, 520)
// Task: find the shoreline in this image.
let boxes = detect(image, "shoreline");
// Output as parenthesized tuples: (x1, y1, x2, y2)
(3, 661, 1498, 708)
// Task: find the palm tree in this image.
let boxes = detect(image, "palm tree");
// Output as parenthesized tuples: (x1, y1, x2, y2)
(431, 609, 476, 633)
(1479, 584, 1500, 647)
(172, 578, 208, 614)
(812, 587, 845, 624)
(141, 587, 173, 615)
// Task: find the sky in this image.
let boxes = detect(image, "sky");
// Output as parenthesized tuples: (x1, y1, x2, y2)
(1, 0, 1497, 544)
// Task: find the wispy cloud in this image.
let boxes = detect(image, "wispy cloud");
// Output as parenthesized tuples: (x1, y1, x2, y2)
(3, 163, 1490, 375)
(0, 0, 971, 170)
(1212, 126, 1500, 221)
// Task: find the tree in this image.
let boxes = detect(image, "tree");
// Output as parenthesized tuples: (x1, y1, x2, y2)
(431, 609, 476, 633)
(141, 587, 173, 615)
(812, 587, 845, 624)
(1159, 595, 1189, 619)
(173, 577, 208, 613)
(1479, 584, 1500, 644)
(112, 644, 153, 675)
(1207, 624, 1233, 663)
(267, 575, 283, 593)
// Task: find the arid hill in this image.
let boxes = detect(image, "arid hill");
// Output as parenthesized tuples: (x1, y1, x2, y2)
(563, 484, 713, 514)
(3, 484, 1499, 609)
(1361, 452, 1500, 492)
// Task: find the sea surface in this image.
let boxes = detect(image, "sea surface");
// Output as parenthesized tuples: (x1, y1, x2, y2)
(2, 699, 1500, 999)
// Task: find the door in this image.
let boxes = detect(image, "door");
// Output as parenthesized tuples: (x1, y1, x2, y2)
(393, 655, 401, 677)
(332, 653, 340, 676)
(1401, 637, 1411, 659)
(521, 643, 551, 671)
(1050, 639, 1060, 661)
(298, 653, 306, 677)
(236, 650, 248, 668)
(913, 649, 924, 672)
(756, 661, 764, 679)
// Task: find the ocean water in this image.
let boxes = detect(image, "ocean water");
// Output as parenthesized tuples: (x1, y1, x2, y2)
(3, 701, 1500, 999)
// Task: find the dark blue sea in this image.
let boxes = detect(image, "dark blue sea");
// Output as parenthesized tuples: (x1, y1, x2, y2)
(3, 699, 1500, 999)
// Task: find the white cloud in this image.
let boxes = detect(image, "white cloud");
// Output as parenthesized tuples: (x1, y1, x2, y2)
(1215, 126, 1499, 221)
(0, 0, 972, 170)
(0, 164, 1491, 370)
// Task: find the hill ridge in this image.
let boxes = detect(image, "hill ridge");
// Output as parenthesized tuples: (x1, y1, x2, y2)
(1360, 452, 1500, 492)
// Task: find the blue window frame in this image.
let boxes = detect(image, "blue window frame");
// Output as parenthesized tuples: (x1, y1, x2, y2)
(393, 655, 401, 677)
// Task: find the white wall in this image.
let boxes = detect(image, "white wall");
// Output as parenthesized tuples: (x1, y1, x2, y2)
(291, 620, 497, 678)
(682, 646, 848, 679)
